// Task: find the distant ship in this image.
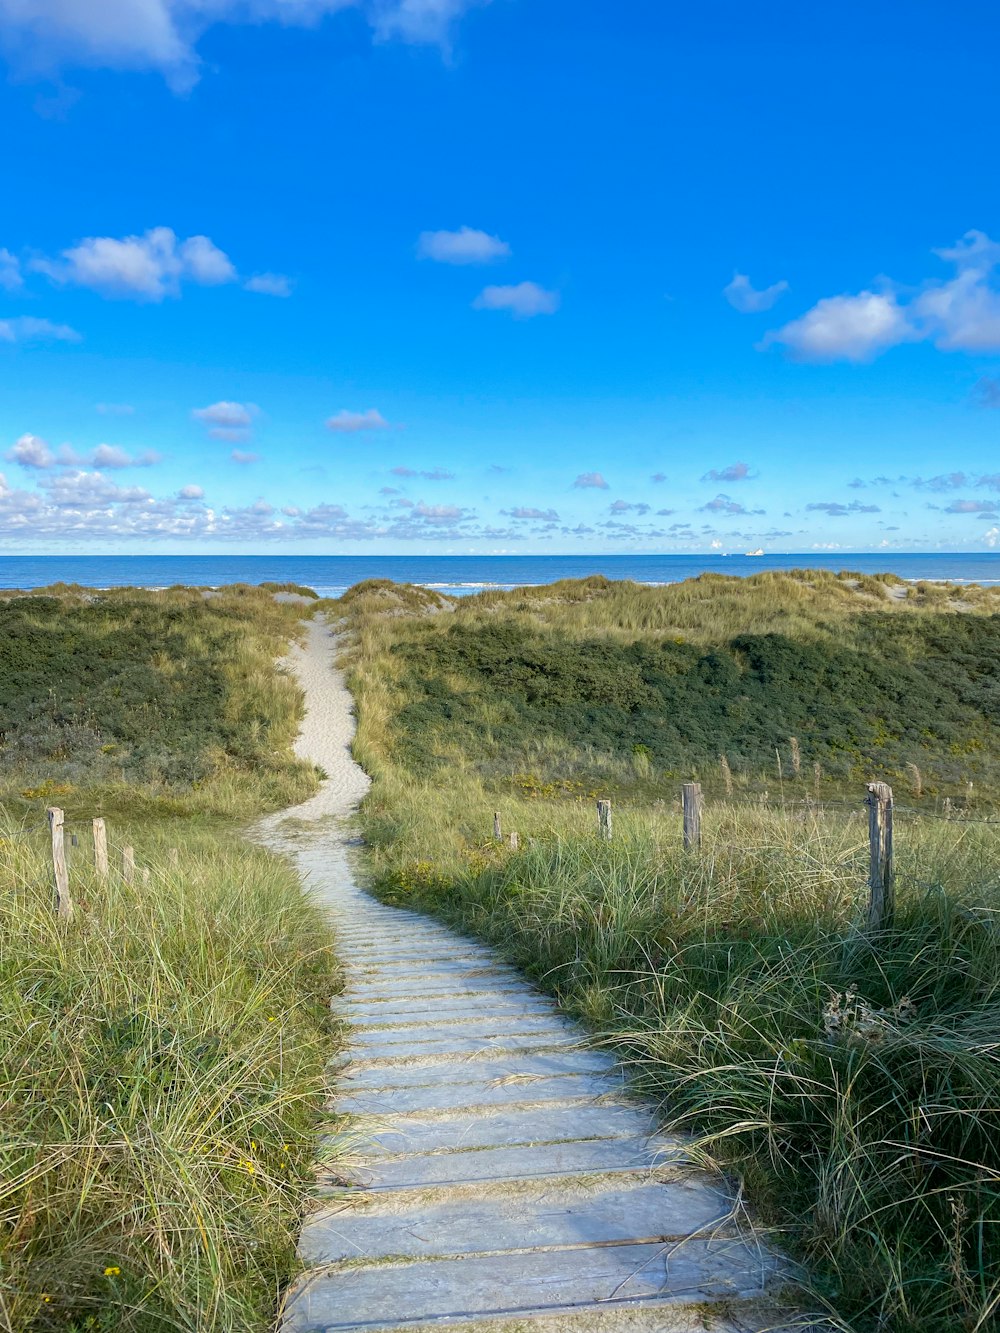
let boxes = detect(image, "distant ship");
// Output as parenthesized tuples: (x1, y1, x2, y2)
(744, 548, 764, 556)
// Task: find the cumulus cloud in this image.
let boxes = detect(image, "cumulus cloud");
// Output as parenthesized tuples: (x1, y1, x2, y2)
(573, 472, 609, 490)
(35, 227, 236, 300)
(504, 506, 560, 521)
(243, 272, 292, 296)
(4, 434, 160, 470)
(702, 461, 752, 483)
(6, 433, 54, 469)
(178, 484, 203, 499)
(326, 408, 390, 433)
(0, 316, 81, 343)
(806, 500, 881, 515)
(723, 273, 788, 313)
(92, 444, 161, 468)
(192, 400, 257, 440)
(0, 248, 22, 292)
(0, 0, 485, 87)
(911, 473, 967, 491)
(764, 231, 1000, 362)
(609, 500, 650, 515)
(700, 494, 764, 516)
(417, 226, 510, 265)
(650, 472, 667, 483)
(473, 281, 559, 318)
(764, 291, 911, 362)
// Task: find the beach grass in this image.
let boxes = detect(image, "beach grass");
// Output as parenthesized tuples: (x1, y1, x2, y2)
(0, 585, 338, 1332)
(343, 572, 1000, 1333)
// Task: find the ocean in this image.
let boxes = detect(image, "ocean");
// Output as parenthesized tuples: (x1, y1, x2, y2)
(0, 553, 999, 597)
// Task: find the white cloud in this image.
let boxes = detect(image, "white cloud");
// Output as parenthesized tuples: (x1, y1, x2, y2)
(0, 0, 485, 87)
(764, 231, 1000, 362)
(723, 272, 788, 313)
(504, 506, 560, 521)
(244, 272, 293, 296)
(0, 316, 81, 343)
(913, 263, 1000, 352)
(473, 281, 559, 318)
(702, 461, 752, 483)
(6, 433, 54, 469)
(192, 400, 257, 441)
(984, 526, 1000, 548)
(764, 291, 912, 362)
(417, 226, 510, 265)
(0, 248, 22, 292)
(230, 449, 260, 464)
(92, 444, 161, 468)
(178, 484, 204, 499)
(573, 472, 609, 490)
(36, 227, 236, 300)
(326, 408, 389, 432)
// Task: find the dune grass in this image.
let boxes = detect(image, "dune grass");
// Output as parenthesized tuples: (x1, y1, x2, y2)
(0, 583, 319, 822)
(0, 585, 336, 1332)
(343, 574, 1000, 1333)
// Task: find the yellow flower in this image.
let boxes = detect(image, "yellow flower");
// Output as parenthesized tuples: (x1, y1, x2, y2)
(40, 1294, 51, 1303)
(242, 1160, 256, 1175)
(104, 1266, 121, 1277)
(267, 1015, 277, 1022)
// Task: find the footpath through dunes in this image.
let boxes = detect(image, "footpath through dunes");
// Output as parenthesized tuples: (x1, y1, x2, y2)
(263, 618, 826, 1333)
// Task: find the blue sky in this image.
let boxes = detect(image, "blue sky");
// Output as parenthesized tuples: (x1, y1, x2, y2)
(0, 0, 999, 553)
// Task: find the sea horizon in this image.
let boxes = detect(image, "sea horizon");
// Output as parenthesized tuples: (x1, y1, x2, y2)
(2, 551, 1000, 598)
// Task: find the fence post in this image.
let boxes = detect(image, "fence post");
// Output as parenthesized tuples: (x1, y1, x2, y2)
(493, 812, 502, 842)
(508, 831, 519, 850)
(597, 799, 612, 841)
(46, 806, 73, 919)
(865, 782, 894, 931)
(122, 845, 135, 884)
(93, 818, 108, 880)
(682, 782, 702, 851)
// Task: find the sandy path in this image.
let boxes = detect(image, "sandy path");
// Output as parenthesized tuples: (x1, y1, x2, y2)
(262, 617, 821, 1333)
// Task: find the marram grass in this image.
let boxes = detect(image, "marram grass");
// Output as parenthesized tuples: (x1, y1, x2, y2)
(0, 820, 338, 1332)
(344, 575, 1000, 1333)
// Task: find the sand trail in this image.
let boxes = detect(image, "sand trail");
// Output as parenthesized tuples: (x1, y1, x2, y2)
(261, 617, 823, 1333)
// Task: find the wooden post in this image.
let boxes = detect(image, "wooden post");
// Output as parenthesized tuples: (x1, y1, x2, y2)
(93, 818, 108, 880)
(508, 831, 519, 851)
(682, 782, 702, 851)
(46, 807, 72, 919)
(168, 847, 179, 867)
(597, 799, 612, 841)
(122, 845, 135, 884)
(865, 782, 894, 932)
(493, 812, 502, 842)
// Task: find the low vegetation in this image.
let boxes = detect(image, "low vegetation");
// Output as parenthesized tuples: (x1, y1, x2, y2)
(0, 585, 337, 1332)
(0, 583, 319, 820)
(343, 571, 1000, 1333)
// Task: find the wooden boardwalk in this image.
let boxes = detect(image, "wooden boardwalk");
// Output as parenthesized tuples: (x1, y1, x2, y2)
(263, 621, 824, 1333)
